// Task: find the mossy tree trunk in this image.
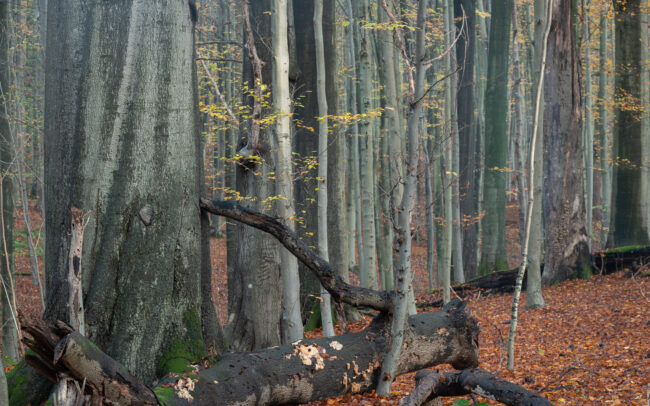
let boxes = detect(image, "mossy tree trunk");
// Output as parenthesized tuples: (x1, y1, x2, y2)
(43, 0, 221, 382)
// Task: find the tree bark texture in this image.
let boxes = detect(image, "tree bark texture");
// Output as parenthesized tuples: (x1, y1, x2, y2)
(227, 0, 284, 352)
(542, 0, 591, 284)
(22, 301, 479, 406)
(454, 0, 479, 279)
(43, 0, 215, 381)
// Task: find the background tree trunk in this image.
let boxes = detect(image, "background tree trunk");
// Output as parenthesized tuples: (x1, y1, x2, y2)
(481, 0, 511, 273)
(454, 0, 478, 280)
(542, 0, 591, 284)
(0, 0, 19, 363)
(606, 0, 650, 247)
(227, 0, 283, 351)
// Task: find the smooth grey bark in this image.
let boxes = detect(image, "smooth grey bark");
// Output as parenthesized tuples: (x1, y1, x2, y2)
(454, 0, 479, 279)
(43, 0, 220, 381)
(542, 0, 591, 284)
(343, 0, 362, 276)
(314, 0, 334, 338)
(227, 0, 283, 351)
(376, 0, 429, 395)
(0, 0, 19, 363)
(597, 11, 611, 246)
(606, 0, 650, 247)
(323, 0, 351, 305)
(273, 0, 304, 343)
(582, 2, 594, 244)
(480, 0, 511, 273)
(526, 0, 546, 309)
(377, 0, 398, 291)
(449, 0, 465, 285)
(353, 0, 378, 291)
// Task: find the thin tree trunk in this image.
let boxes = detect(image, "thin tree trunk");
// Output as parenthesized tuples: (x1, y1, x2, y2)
(0, 0, 19, 362)
(582, 0, 594, 244)
(455, 0, 478, 280)
(449, 0, 464, 285)
(314, 0, 335, 337)
(512, 0, 529, 257)
(597, 11, 611, 246)
(506, 0, 553, 371)
(273, 0, 304, 343)
(526, 0, 546, 309)
(354, 0, 378, 291)
(376, 0, 428, 395)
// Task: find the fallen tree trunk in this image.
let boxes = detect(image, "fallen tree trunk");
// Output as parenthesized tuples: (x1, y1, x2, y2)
(21, 301, 478, 405)
(461, 245, 650, 293)
(402, 369, 553, 406)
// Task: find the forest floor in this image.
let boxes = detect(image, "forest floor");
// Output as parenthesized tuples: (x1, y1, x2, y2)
(8, 205, 650, 405)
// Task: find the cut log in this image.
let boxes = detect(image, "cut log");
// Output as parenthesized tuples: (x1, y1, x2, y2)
(402, 369, 553, 406)
(21, 301, 479, 405)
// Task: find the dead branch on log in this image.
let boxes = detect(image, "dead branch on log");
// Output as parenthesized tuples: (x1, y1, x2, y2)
(21, 301, 478, 405)
(19, 313, 158, 405)
(402, 368, 553, 406)
(200, 198, 393, 312)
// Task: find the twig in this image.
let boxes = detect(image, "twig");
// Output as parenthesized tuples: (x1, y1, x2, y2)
(197, 50, 240, 125)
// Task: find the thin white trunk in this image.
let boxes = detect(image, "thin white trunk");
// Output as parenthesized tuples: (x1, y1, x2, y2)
(507, 0, 553, 371)
(583, 3, 594, 244)
(447, 0, 464, 285)
(376, 0, 428, 395)
(314, 0, 334, 338)
(273, 0, 304, 343)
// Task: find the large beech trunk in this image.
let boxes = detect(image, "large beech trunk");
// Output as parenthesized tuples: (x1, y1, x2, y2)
(21, 301, 478, 405)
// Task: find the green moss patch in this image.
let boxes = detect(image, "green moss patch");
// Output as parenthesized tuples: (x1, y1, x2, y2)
(156, 308, 206, 376)
(154, 387, 176, 405)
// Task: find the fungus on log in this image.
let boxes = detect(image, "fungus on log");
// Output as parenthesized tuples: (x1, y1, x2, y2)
(21, 301, 479, 405)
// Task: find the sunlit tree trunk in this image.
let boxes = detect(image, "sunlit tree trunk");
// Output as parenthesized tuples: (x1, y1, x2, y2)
(526, 0, 546, 308)
(273, 0, 304, 343)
